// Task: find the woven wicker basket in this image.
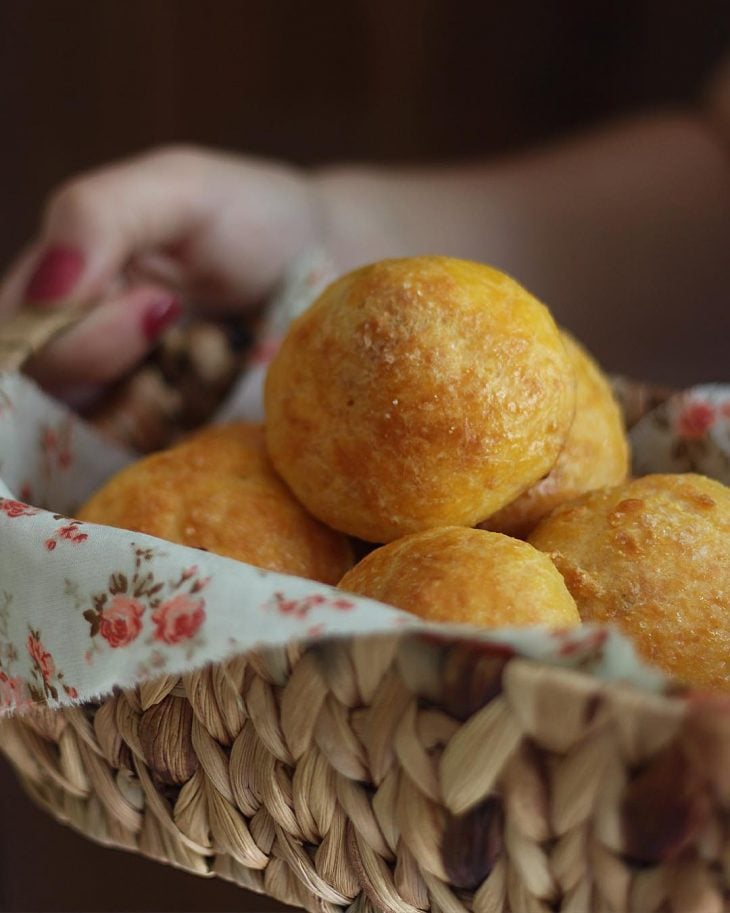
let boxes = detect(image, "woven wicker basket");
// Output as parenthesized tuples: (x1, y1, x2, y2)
(0, 307, 729, 913)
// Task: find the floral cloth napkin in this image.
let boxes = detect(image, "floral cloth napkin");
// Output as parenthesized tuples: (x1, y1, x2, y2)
(1, 251, 728, 714)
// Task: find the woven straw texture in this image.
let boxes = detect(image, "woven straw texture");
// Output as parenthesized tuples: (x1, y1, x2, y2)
(1, 633, 729, 912)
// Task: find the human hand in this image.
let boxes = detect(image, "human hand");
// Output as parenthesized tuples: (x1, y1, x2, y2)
(0, 147, 323, 392)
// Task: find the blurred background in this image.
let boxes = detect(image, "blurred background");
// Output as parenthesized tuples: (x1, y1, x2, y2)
(0, 1, 728, 910)
(3, 0, 729, 269)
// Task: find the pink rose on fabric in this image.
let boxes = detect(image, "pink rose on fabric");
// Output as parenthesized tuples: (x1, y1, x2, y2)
(151, 594, 206, 645)
(100, 595, 145, 648)
(0, 672, 29, 708)
(270, 593, 328, 618)
(58, 523, 84, 541)
(1, 499, 36, 518)
(27, 634, 55, 681)
(250, 338, 281, 366)
(676, 400, 716, 439)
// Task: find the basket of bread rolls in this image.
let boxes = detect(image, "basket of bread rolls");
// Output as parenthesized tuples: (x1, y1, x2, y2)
(0, 254, 728, 913)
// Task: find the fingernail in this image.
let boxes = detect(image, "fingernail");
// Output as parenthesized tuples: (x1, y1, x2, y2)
(26, 245, 85, 303)
(141, 295, 182, 341)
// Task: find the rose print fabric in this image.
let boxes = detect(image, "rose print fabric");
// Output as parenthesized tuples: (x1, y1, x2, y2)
(631, 384, 730, 483)
(0, 250, 727, 714)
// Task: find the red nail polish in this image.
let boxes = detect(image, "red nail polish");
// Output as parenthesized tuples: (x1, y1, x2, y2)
(142, 296, 182, 341)
(26, 246, 85, 303)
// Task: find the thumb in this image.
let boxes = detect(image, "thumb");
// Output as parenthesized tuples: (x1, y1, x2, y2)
(25, 282, 183, 389)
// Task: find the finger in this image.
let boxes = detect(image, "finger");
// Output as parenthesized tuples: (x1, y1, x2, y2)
(25, 283, 182, 387)
(17, 147, 214, 308)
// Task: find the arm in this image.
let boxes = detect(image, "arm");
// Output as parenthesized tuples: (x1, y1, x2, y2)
(316, 109, 730, 382)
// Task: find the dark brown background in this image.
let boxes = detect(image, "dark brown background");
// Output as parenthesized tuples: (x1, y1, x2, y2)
(0, 1, 728, 910)
(2, 0, 729, 269)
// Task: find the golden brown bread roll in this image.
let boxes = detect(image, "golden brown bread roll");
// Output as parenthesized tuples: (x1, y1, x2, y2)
(529, 473, 730, 690)
(483, 331, 629, 537)
(338, 526, 580, 628)
(77, 422, 353, 585)
(265, 256, 575, 542)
